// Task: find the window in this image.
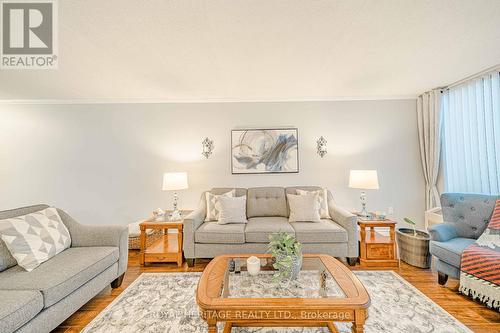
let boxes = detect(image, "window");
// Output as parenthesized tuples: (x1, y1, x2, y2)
(442, 71, 500, 195)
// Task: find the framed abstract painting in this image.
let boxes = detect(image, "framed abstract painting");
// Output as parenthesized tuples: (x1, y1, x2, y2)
(231, 128, 299, 174)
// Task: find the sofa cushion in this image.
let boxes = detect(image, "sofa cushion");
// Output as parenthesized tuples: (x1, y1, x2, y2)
(247, 187, 288, 218)
(291, 219, 347, 243)
(0, 247, 118, 308)
(441, 193, 499, 239)
(0, 290, 43, 333)
(429, 237, 476, 268)
(195, 222, 245, 244)
(245, 217, 295, 243)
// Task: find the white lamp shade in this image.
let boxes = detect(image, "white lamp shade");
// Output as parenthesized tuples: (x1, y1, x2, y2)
(348, 170, 379, 190)
(162, 172, 188, 191)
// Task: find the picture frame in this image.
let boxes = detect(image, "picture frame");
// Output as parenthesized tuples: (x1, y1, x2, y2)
(231, 128, 299, 174)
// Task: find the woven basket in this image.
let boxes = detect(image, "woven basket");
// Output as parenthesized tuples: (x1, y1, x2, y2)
(128, 229, 163, 250)
(396, 228, 431, 268)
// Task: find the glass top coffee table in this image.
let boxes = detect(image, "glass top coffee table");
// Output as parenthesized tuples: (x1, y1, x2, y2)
(196, 254, 370, 333)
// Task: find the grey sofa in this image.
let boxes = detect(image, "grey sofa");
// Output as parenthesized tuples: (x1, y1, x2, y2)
(0, 204, 128, 333)
(183, 186, 359, 266)
(429, 193, 499, 285)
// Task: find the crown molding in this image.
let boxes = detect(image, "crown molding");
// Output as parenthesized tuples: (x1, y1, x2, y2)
(0, 95, 417, 105)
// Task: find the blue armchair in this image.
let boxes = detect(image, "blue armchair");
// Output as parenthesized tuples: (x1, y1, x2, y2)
(428, 193, 499, 285)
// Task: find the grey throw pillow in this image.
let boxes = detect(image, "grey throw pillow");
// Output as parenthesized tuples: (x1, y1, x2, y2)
(296, 188, 331, 219)
(0, 240, 17, 272)
(0, 207, 72, 271)
(287, 193, 321, 222)
(217, 196, 248, 224)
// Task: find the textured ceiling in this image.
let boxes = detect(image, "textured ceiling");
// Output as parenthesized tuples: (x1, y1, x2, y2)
(1, 0, 499, 101)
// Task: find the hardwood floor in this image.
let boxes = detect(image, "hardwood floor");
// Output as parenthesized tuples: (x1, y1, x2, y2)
(53, 251, 500, 333)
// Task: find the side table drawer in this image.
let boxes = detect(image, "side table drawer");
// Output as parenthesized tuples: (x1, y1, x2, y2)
(366, 244, 394, 260)
(145, 253, 178, 262)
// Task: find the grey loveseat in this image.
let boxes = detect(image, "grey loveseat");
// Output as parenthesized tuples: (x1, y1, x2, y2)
(183, 187, 358, 266)
(0, 204, 128, 333)
(429, 193, 499, 285)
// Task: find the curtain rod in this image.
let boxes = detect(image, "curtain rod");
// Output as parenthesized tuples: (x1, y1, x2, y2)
(443, 63, 500, 91)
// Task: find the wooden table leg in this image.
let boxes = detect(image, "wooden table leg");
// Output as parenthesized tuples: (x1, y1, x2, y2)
(359, 225, 366, 262)
(327, 322, 339, 333)
(177, 226, 183, 267)
(352, 323, 364, 333)
(139, 225, 146, 266)
(208, 320, 218, 333)
(352, 310, 366, 333)
(222, 322, 232, 333)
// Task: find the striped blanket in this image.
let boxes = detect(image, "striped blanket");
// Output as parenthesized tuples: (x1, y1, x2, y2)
(459, 199, 500, 310)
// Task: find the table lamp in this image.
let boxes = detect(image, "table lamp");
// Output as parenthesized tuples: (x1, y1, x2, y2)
(349, 170, 379, 217)
(162, 172, 188, 220)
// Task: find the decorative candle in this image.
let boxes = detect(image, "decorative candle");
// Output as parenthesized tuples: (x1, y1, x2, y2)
(246, 256, 261, 276)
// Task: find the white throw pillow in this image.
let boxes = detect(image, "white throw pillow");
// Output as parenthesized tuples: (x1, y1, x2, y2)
(217, 196, 248, 224)
(0, 207, 71, 271)
(287, 193, 321, 222)
(296, 188, 331, 218)
(205, 189, 236, 221)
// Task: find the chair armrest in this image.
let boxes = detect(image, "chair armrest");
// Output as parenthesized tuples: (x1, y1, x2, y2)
(183, 206, 206, 259)
(57, 208, 128, 275)
(428, 223, 458, 242)
(328, 201, 358, 257)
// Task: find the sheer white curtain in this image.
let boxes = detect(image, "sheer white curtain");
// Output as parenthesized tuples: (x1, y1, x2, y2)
(417, 90, 442, 209)
(442, 71, 500, 195)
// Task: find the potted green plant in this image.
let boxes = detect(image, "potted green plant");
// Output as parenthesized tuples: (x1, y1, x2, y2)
(396, 218, 431, 268)
(268, 232, 303, 282)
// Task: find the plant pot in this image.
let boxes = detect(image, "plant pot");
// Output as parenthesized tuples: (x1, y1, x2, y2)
(396, 228, 431, 268)
(275, 253, 302, 281)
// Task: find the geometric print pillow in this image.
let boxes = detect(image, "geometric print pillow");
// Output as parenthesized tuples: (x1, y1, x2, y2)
(205, 189, 235, 221)
(296, 188, 331, 219)
(0, 207, 71, 271)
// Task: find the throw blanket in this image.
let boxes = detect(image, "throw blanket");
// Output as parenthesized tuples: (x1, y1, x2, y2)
(459, 199, 500, 310)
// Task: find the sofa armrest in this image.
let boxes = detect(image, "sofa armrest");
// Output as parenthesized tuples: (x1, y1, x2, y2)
(428, 223, 458, 242)
(183, 205, 206, 259)
(57, 209, 128, 276)
(328, 201, 358, 257)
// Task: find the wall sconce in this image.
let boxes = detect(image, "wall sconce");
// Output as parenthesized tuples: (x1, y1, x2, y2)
(202, 137, 214, 158)
(317, 136, 327, 158)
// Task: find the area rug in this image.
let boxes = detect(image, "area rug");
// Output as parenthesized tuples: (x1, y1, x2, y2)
(82, 271, 471, 333)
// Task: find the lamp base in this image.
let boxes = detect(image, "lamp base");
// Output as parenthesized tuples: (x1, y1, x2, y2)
(169, 191, 182, 221)
(170, 209, 182, 221)
(359, 191, 370, 218)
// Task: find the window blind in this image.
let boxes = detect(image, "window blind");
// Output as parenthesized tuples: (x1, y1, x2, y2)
(442, 71, 500, 194)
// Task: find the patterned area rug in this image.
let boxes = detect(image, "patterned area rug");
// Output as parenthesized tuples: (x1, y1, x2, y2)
(82, 271, 471, 333)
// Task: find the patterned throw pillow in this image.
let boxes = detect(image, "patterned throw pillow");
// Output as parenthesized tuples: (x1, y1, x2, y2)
(0, 207, 71, 271)
(296, 188, 331, 219)
(205, 189, 236, 221)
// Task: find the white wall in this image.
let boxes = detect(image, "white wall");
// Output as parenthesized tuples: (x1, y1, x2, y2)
(0, 100, 425, 228)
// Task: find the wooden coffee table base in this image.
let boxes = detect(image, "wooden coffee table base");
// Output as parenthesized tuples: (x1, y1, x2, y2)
(216, 320, 363, 333)
(204, 315, 366, 333)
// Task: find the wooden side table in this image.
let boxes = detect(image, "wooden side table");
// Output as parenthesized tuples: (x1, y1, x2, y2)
(139, 210, 192, 267)
(358, 219, 399, 268)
